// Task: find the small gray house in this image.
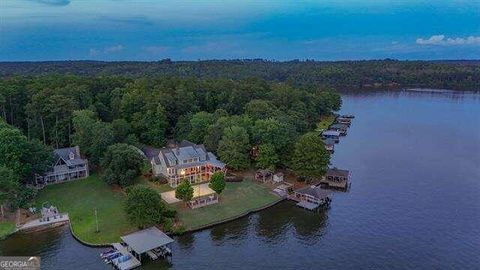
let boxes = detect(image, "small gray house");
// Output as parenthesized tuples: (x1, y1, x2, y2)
(35, 146, 89, 186)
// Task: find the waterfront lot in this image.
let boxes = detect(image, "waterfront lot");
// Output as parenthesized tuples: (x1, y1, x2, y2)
(173, 180, 280, 230)
(35, 176, 134, 245)
(35, 175, 279, 243)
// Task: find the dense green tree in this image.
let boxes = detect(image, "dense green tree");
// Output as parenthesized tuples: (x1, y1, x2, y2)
(125, 185, 168, 229)
(251, 118, 297, 158)
(72, 110, 114, 165)
(218, 126, 250, 170)
(26, 89, 77, 147)
(0, 166, 20, 217)
(244, 99, 278, 120)
(318, 91, 342, 112)
(256, 143, 279, 171)
(111, 118, 132, 143)
(101, 143, 144, 187)
(188, 111, 215, 144)
(0, 123, 53, 179)
(209, 172, 226, 195)
(175, 180, 194, 204)
(174, 114, 192, 141)
(131, 104, 168, 147)
(204, 115, 253, 152)
(290, 132, 330, 180)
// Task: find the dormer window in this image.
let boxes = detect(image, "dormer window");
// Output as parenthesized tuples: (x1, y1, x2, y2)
(69, 152, 75, 160)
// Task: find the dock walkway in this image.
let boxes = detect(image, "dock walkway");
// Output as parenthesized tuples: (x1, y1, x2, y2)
(18, 213, 69, 231)
(112, 243, 141, 270)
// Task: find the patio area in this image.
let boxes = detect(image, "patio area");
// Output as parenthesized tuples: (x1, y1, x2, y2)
(160, 183, 215, 204)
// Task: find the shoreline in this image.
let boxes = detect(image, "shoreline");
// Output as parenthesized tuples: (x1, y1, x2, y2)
(24, 196, 286, 247)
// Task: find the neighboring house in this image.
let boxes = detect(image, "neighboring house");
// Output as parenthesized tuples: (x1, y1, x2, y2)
(35, 146, 89, 186)
(150, 140, 226, 188)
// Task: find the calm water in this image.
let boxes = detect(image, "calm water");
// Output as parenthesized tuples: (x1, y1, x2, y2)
(1, 91, 479, 270)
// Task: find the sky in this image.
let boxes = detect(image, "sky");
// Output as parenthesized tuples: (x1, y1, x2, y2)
(0, 0, 479, 61)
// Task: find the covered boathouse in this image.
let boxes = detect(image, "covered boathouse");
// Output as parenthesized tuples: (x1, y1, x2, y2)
(291, 185, 332, 211)
(321, 168, 351, 189)
(321, 130, 340, 143)
(113, 227, 174, 270)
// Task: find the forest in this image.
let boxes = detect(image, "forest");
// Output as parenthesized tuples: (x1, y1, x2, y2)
(0, 75, 340, 213)
(1, 59, 479, 91)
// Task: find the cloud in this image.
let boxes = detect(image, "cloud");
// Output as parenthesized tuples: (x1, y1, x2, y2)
(417, 35, 480, 46)
(104, 45, 124, 53)
(89, 45, 124, 58)
(89, 48, 99, 56)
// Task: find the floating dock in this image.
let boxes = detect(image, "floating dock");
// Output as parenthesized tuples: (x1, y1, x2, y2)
(111, 243, 141, 270)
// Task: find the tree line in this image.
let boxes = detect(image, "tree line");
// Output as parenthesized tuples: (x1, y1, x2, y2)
(0, 75, 340, 166)
(1, 59, 479, 91)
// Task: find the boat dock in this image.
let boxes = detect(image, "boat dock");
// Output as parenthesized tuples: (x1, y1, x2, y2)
(106, 227, 174, 269)
(288, 185, 332, 211)
(111, 243, 141, 270)
(17, 213, 69, 232)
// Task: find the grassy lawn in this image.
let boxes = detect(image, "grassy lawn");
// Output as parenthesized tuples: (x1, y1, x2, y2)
(35, 176, 135, 244)
(316, 115, 336, 132)
(136, 177, 174, 193)
(173, 180, 280, 230)
(0, 221, 15, 240)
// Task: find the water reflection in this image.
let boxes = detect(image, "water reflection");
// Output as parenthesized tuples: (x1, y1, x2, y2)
(176, 233, 195, 250)
(255, 201, 329, 244)
(209, 215, 250, 245)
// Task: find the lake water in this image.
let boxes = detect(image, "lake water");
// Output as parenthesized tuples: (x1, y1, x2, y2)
(1, 90, 479, 270)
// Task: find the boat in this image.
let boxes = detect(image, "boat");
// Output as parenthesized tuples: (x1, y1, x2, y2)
(341, 114, 355, 119)
(100, 249, 116, 258)
(104, 252, 122, 264)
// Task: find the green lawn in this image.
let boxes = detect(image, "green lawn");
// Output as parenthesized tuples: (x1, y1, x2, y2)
(316, 115, 336, 132)
(136, 177, 174, 193)
(0, 221, 15, 240)
(35, 176, 135, 244)
(173, 180, 280, 230)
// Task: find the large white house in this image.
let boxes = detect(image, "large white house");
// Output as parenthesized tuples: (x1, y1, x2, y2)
(150, 140, 226, 188)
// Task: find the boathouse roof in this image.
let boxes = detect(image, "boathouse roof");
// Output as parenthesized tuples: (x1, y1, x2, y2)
(322, 130, 340, 136)
(327, 168, 350, 178)
(330, 123, 348, 129)
(120, 227, 174, 254)
(295, 186, 331, 200)
(322, 138, 336, 146)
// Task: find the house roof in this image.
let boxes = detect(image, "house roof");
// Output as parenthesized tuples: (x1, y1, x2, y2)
(295, 186, 331, 199)
(155, 140, 225, 169)
(53, 146, 86, 166)
(327, 168, 350, 178)
(322, 130, 340, 136)
(141, 146, 160, 160)
(120, 227, 174, 254)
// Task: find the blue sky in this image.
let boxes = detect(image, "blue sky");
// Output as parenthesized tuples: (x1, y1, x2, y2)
(1, 0, 479, 61)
